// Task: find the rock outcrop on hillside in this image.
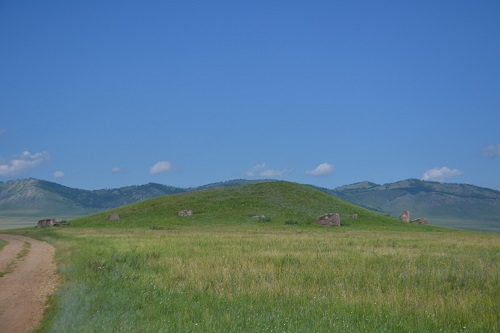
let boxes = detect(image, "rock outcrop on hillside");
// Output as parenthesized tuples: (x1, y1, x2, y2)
(317, 213, 341, 226)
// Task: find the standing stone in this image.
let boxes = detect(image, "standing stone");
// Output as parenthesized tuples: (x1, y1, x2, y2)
(399, 211, 410, 222)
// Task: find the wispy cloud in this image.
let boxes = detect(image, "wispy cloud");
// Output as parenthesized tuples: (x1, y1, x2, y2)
(482, 144, 500, 158)
(0, 128, 5, 136)
(245, 164, 266, 177)
(149, 161, 172, 174)
(245, 163, 288, 178)
(421, 166, 463, 182)
(53, 171, 65, 178)
(0, 151, 50, 177)
(306, 162, 334, 176)
(259, 168, 288, 177)
(111, 167, 122, 174)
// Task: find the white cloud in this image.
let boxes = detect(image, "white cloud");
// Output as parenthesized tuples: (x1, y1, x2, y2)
(149, 161, 172, 174)
(245, 163, 267, 177)
(53, 171, 65, 178)
(482, 144, 500, 158)
(306, 162, 334, 176)
(245, 163, 288, 178)
(259, 168, 288, 177)
(0, 128, 5, 136)
(111, 167, 122, 174)
(421, 166, 463, 182)
(0, 151, 50, 177)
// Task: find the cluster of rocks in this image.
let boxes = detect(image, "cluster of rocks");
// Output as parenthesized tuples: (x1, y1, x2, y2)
(317, 213, 341, 226)
(107, 214, 121, 221)
(178, 210, 193, 217)
(399, 211, 428, 224)
(316, 213, 358, 226)
(37, 218, 68, 227)
(37, 218, 57, 227)
(410, 217, 428, 224)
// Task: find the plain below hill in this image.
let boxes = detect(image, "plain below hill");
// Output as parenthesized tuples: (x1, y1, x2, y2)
(320, 179, 500, 232)
(0, 178, 185, 229)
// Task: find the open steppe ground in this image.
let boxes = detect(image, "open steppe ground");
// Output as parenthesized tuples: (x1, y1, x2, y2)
(10, 224, 498, 333)
(3, 182, 500, 332)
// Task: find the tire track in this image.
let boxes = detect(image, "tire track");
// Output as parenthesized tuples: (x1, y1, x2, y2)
(0, 234, 57, 333)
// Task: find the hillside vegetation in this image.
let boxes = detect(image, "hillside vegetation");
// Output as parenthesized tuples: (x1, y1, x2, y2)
(2, 178, 499, 232)
(70, 182, 410, 230)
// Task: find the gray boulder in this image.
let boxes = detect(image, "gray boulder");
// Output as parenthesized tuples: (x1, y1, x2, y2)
(317, 213, 341, 226)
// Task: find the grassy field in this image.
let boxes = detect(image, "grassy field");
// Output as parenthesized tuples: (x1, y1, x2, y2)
(429, 218, 500, 233)
(0, 216, 38, 230)
(0, 208, 95, 230)
(4, 182, 499, 332)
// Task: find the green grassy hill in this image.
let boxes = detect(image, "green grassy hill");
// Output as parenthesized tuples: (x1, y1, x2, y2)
(70, 181, 437, 231)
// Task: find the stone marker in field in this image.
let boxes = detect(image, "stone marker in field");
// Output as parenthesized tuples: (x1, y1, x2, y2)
(317, 213, 341, 226)
(178, 210, 193, 217)
(411, 218, 428, 224)
(37, 218, 56, 227)
(399, 210, 410, 222)
(108, 214, 121, 221)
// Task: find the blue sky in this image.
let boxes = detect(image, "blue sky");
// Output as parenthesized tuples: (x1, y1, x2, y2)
(1, 1, 499, 190)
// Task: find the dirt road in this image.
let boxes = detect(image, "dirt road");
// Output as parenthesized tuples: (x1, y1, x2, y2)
(0, 234, 57, 333)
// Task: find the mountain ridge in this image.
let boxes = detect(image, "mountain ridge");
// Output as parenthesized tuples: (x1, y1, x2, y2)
(324, 179, 500, 232)
(1, 178, 499, 232)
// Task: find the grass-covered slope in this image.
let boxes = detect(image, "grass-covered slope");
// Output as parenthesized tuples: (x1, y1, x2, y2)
(70, 181, 438, 231)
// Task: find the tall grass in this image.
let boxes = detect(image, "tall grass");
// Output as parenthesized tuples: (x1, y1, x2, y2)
(11, 182, 499, 332)
(25, 226, 499, 333)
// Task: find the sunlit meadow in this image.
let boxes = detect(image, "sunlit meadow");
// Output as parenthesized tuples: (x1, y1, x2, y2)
(5, 183, 498, 332)
(25, 225, 499, 333)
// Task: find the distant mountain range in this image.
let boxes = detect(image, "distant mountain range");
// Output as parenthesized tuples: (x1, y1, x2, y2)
(315, 179, 500, 232)
(1, 178, 499, 232)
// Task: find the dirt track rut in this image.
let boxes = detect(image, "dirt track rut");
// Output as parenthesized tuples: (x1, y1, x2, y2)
(0, 234, 57, 333)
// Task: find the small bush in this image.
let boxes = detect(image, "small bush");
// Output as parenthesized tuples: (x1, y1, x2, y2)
(249, 214, 271, 222)
(284, 220, 299, 225)
(149, 225, 164, 230)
